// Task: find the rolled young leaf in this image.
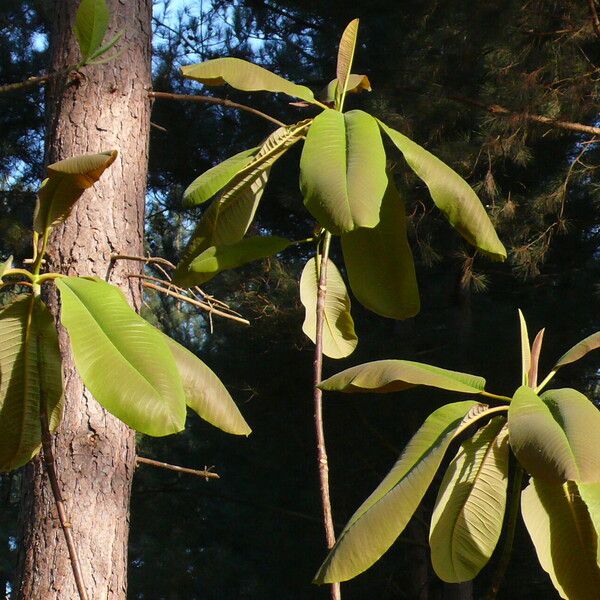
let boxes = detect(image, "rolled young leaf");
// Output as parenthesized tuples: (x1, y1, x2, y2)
(314, 400, 478, 583)
(522, 479, 600, 600)
(300, 109, 387, 234)
(430, 418, 509, 583)
(508, 386, 600, 483)
(186, 236, 292, 285)
(554, 331, 600, 370)
(320, 360, 486, 394)
(377, 119, 506, 261)
(518, 309, 532, 386)
(341, 175, 420, 320)
(161, 334, 251, 436)
(182, 57, 318, 105)
(300, 256, 357, 359)
(56, 277, 186, 437)
(33, 150, 118, 234)
(0, 296, 63, 472)
(74, 0, 109, 61)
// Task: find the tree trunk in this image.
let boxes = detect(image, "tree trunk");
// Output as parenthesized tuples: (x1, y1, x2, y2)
(15, 1, 152, 598)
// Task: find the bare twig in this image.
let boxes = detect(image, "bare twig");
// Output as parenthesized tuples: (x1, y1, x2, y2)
(136, 456, 219, 480)
(312, 232, 340, 600)
(110, 253, 176, 270)
(149, 91, 287, 127)
(0, 64, 78, 95)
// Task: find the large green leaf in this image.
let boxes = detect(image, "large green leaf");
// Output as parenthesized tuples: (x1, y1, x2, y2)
(74, 0, 109, 61)
(554, 331, 600, 369)
(0, 296, 63, 472)
(518, 309, 532, 386)
(186, 236, 292, 285)
(508, 386, 600, 483)
(430, 418, 509, 582)
(578, 482, 600, 565)
(320, 360, 486, 394)
(181, 57, 318, 105)
(377, 120, 506, 261)
(341, 175, 420, 319)
(300, 109, 387, 234)
(300, 257, 357, 359)
(161, 334, 251, 436)
(315, 401, 478, 583)
(173, 124, 305, 287)
(183, 147, 258, 207)
(522, 479, 600, 600)
(336, 19, 359, 100)
(320, 75, 371, 103)
(56, 277, 186, 436)
(33, 150, 117, 234)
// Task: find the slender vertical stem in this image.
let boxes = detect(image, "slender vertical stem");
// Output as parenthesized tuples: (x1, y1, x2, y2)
(312, 232, 341, 600)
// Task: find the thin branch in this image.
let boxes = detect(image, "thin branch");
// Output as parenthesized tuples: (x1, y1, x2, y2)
(449, 94, 600, 136)
(588, 0, 600, 41)
(110, 253, 176, 269)
(136, 456, 219, 480)
(149, 91, 287, 127)
(0, 64, 77, 95)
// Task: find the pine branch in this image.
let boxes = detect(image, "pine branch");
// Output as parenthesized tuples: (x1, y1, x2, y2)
(588, 0, 600, 41)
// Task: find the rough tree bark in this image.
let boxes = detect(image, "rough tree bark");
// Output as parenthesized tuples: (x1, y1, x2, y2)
(16, 1, 152, 598)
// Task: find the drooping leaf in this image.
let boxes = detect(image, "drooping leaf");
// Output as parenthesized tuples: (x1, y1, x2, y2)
(33, 150, 117, 234)
(181, 57, 318, 105)
(508, 386, 600, 483)
(56, 277, 186, 437)
(522, 479, 600, 600)
(341, 175, 419, 319)
(320, 75, 371, 103)
(300, 257, 357, 359)
(518, 309, 531, 386)
(183, 147, 258, 207)
(314, 401, 478, 583)
(0, 256, 13, 279)
(336, 19, 359, 99)
(320, 360, 486, 394)
(377, 120, 506, 260)
(161, 334, 251, 436)
(301, 109, 387, 234)
(554, 331, 600, 369)
(74, 0, 109, 61)
(430, 418, 509, 583)
(173, 124, 305, 286)
(0, 296, 63, 472)
(578, 482, 600, 565)
(186, 236, 292, 285)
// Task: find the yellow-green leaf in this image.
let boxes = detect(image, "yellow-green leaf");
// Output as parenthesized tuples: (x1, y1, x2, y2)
(554, 331, 600, 370)
(320, 360, 486, 394)
(336, 19, 359, 101)
(182, 57, 318, 104)
(301, 109, 387, 234)
(341, 175, 420, 319)
(320, 74, 371, 103)
(33, 150, 117, 234)
(56, 277, 186, 437)
(0, 296, 63, 472)
(300, 257, 357, 359)
(522, 479, 600, 600)
(377, 119, 506, 261)
(0, 256, 13, 279)
(430, 419, 509, 582)
(578, 482, 600, 565)
(74, 0, 109, 61)
(315, 401, 478, 583)
(518, 309, 531, 386)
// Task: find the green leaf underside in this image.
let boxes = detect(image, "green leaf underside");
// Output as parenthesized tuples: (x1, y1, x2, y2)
(0, 256, 13, 279)
(33, 150, 117, 234)
(578, 482, 600, 565)
(336, 19, 359, 99)
(173, 124, 304, 286)
(300, 109, 387, 234)
(554, 331, 600, 369)
(161, 334, 251, 436)
(315, 401, 478, 583)
(74, 0, 109, 60)
(186, 236, 292, 285)
(377, 120, 506, 261)
(341, 175, 420, 319)
(320, 360, 486, 394)
(183, 147, 258, 206)
(320, 74, 371, 103)
(430, 419, 509, 582)
(518, 309, 531, 386)
(300, 257, 357, 359)
(181, 57, 317, 104)
(522, 479, 600, 600)
(508, 386, 600, 483)
(0, 297, 63, 472)
(56, 277, 186, 436)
